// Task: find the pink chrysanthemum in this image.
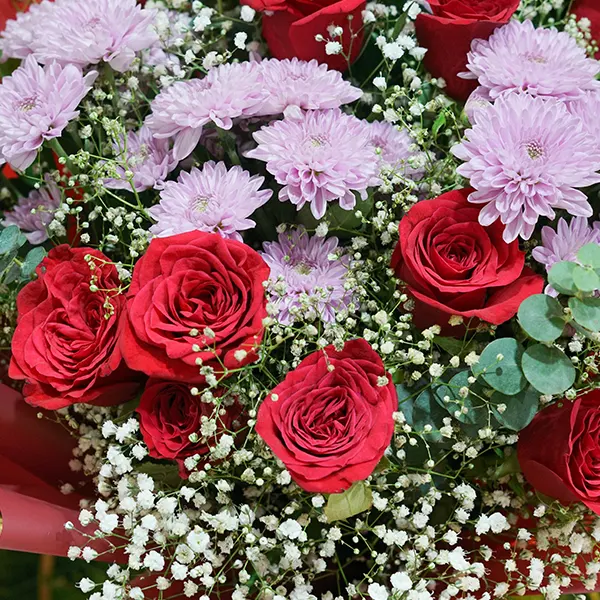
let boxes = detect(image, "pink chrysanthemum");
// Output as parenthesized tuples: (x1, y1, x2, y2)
(1, 176, 61, 244)
(105, 126, 177, 192)
(0, 0, 158, 72)
(461, 20, 600, 101)
(464, 87, 492, 124)
(364, 120, 426, 179)
(0, 56, 97, 171)
(247, 109, 379, 219)
(146, 62, 266, 161)
(148, 161, 272, 241)
(262, 227, 354, 324)
(256, 58, 362, 116)
(532, 217, 600, 295)
(451, 93, 600, 242)
(567, 91, 600, 147)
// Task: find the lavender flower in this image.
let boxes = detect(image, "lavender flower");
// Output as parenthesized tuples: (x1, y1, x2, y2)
(0, 0, 158, 72)
(247, 109, 379, 220)
(567, 92, 600, 148)
(146, 62, 266, 161)
(451, 93, 600, 243)
(105, 126, 177, 192)
(262, 227, 354, 324)
(148, 161, 272, 241)
(462, 20, 600, 101)
(532, 217, 600, 295)
(0, 56, 97, 171)
(257, 58, 362, 116)
(1, 177, 61, 244)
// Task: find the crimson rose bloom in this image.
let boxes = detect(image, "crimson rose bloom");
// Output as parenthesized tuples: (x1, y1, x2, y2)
(572, 0, 600, 58)
(242, 0, 365, 71)
(9, 246, 139, 409)
(518, 390, 600, 515)
(391, 189, 543, 333)
(256, 339, 396, 493)
(121, 231, 269, 383)
(137, 380, 242, 473)
(415, 0, 520, 100)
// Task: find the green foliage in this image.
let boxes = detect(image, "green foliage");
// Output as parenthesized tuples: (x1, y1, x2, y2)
(518, 294, 565, 342)
(324, 481, 373, 522)
(548, 261, 578, 295)
(490, 387, 539, 432)
(434, 371, 488, 427)
(473, 338, 527, 396)
(569, 296, 600, 332)
(400, 385, 449, 443)
(0, 226, 47, 290)
(522, 344, 576, 395)
(577, 243, 600, 269)
(572, 265, 600, 293)
(0, 226, 26, 255)
(21, 247, 47, 279)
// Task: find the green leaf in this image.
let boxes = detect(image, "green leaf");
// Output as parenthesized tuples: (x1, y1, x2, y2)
(0, 226, 27, 255)
(577, 243, 600, 269)
(548, 261, 578, 295)
(432, 112, 446, 136)
(473, 338, 527, 396)
(403, 388, 450, 443)
(569, 296, 600, 332)
(521, 344, 576, 395)
(493, 451, 522, 479)
(20, 246, 46, 279)
(435, 371, 489, 427)
(433, 336, 475, 357)
(324, 481, 373, 522)
(573, 264, 600, 293)
(136, 462, 182, 488)
(517, 294, 565, 342)
(490, 387, 540, 432)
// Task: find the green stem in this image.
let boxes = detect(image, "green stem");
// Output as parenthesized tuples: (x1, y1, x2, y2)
(48, 138, 78, 176)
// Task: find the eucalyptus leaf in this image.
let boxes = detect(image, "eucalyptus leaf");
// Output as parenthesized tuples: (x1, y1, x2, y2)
(434, 371, 489, 427)
(0, 225, 27, 255)
(490, 387, 540, 432)
(573, 265, 600, 293)
(569, 296, 600, 332)
(577, 243, 600, 269)
(20, 247, 46, 279)
(324, 481, 373, 522)
(404, 388, 450, 442)
(548, 261, 578, 296)
(473, 338, 527, 396)
(521, 344, 576, 395)
(517, 294, 565, 342)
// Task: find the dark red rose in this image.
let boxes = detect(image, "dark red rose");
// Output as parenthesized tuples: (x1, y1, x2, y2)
(0, 0, 44, 32)
(9, 246, 139, 409)
(256, 338, 396, 493)
(391, 188, 544, 334)
(415, 0, 520, 100)
(137, 379, 243, 474)
(518, 391, 600, 515)
(121, 231, 269, 384)
(572, 0, 600, 58)
(242, 0, 365, 71)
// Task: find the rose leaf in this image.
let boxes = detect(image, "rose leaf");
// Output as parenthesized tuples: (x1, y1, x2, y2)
(324, 481, 373, 522)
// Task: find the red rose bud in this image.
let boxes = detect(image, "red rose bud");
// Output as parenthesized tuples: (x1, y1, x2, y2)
(121, 231, 269, 383)
(242, 0, 366, 71)
(391, 188, 544, 335)
(518, 390, 600, 515)
(572, 0, 600, 58)
(415, 0, 520, 101)
(256, 339, 396, 493)
(8, 245, 141, 409)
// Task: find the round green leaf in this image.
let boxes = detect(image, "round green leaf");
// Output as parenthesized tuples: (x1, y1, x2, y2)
(548, 261, 577, 295)
(473, 338, 527, 396)
(569, 296, 600, 332)
(517, 294, 565, 342)
(0, 225, 26, 255)
(573, 265, 600, 293)
(521, 344, 576, 395)
(434, 371, 489, 427)
(577, 243, 600, 269)
(490, 387, 540, 432)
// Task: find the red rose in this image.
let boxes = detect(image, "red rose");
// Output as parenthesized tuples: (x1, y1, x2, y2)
(9, 246, 139, 409)
(121, 231, 269, 383)
(0, 0, 43, 32)
(518, 391, 600, 515)
(572, 0, 600, 58)
(242, 0, 365, 71)
(256, 338, 396, 493)
(415, 0, 519, 100)
(137, 380, 243, 473)
(391, 188, 544, 334)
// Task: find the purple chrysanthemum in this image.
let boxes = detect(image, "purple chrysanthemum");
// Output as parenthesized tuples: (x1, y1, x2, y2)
(0, 0, 157, 72)
(256, 58, 362, 116)
(567, 91, 600, 147)
(1, 177, 61, 244)
(464, 87, 492, 124)
(451, 93, 600, 243)
(532, 217, 600, 295)
(0, 56, 97, 171)
(364, 120, 425, 179)
(148, 161, 272, 241)
(105, 125, 177, 192)
(247, 109, 379, 219)
(262, 227, 354, 324)
(461, 20, 600, 101)
(146, 62, 266, 161)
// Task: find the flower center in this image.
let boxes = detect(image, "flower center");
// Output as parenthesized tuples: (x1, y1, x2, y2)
(522, 52, 548, 64)
(83, 16, 102, 31)
(294, 261, 314, 275)
(193, 196, 213, 213)
(17, 95, 38, 111)
(525, 140, 544, 160)
(307, 134, 330, 148)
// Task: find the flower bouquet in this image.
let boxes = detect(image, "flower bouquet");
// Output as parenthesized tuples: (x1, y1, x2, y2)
(2, 0, 600, 599)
